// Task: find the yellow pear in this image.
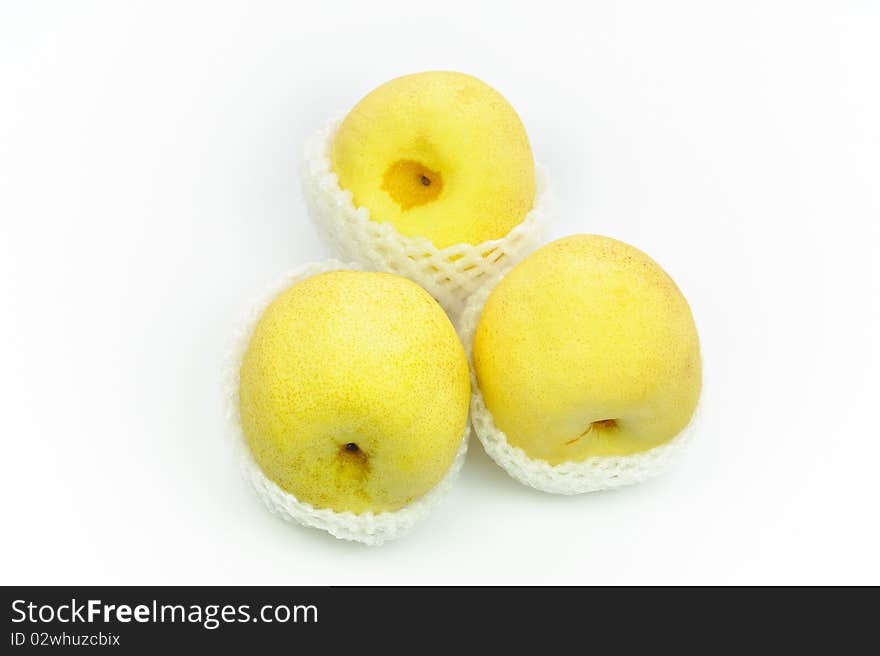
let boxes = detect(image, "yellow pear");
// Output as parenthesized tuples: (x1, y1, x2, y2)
(239, 270, 470, 513)
(331, 71, 535, 248)
(473, 235, 701, 465)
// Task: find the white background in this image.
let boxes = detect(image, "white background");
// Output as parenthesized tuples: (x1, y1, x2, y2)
(1, 1, 878, 585)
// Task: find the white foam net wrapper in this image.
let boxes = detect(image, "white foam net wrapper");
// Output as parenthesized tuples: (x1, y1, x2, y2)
(456, 277, 699, 495)
(223, 261, 470, 545)
(301, 118, 550, 319)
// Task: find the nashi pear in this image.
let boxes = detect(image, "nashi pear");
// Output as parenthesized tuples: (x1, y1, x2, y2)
(473, 235, 701, 465)
(239, 271, 470, 513)
(331, 71, 535, 248)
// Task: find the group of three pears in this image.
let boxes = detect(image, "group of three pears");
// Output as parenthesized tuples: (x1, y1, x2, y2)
(231, 71, 701, 545)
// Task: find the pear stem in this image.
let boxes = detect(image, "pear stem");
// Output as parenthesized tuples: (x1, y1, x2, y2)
(564, 419, 618, 446)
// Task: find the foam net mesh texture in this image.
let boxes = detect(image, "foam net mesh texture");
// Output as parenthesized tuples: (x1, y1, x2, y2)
(301, 118, 550, 319)
(223, 261, 470, 545)
(456, 276, 699, 495)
